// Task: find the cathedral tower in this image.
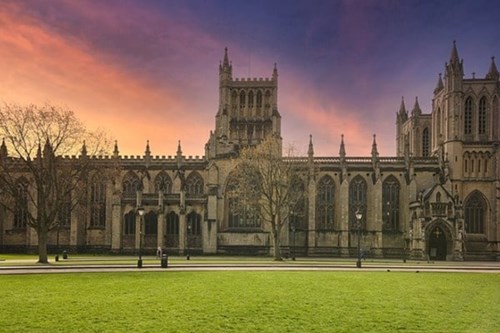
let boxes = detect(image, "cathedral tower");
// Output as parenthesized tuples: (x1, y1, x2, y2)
(206, 49, 281, 159)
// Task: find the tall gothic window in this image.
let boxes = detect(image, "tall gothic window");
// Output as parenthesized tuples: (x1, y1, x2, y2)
(187, 212, 202, 236)
(290, 179, 308, 230)
(464, 97, 473, 135)
(382, 176, 400, 231)
(248, 91, 254, 108)
(186, 172, 204, 196)
(14, 179, 28, 229)
(422, 128, 430, 157)
(226, 177, 261, 229)
(123, 210, 135, 235)
(166, 211, 179, 247)
(123, 172, 141, 195)
(478, 97, 487, 135)
(90, 178, 106, 227)
(316, 175, 335, 230)
(154, 171, 172, 194)
(145, 211, 158, 235)
(349, 176, 367, 228)
(239, 91, 246, 108)
(464, 191, 486, 234)
(256, 91, 263, 108)
(59, 192, 71, 228)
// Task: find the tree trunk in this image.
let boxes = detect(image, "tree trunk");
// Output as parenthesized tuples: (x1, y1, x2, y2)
(37, 229, 49, 264)
(272, 229, 282, 260)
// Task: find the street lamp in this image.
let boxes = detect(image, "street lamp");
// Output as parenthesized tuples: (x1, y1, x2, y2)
(355, 210, 363, 268)
(137, 206, 145, 268)
(186, 221, 192, 260)
(290, 220, 296, 261)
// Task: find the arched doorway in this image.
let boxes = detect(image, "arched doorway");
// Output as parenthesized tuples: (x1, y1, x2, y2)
(428, 226, 447, 260)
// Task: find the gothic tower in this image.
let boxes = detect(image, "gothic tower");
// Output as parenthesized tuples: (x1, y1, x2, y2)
(206, 48, 281, 159)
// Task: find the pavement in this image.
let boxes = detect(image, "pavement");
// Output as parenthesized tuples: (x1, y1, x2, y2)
(1, 256, 500, 275)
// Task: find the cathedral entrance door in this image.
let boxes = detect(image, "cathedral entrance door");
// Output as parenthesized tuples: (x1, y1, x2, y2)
(428, 226, 447, 260)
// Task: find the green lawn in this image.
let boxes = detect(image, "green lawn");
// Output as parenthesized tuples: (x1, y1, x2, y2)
(0, 271, 498, 332)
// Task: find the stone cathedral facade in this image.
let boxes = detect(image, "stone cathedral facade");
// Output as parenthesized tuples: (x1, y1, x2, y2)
(1, 43, 499, 260)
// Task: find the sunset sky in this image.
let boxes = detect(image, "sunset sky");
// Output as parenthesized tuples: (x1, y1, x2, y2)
(1, 0, 500, 157)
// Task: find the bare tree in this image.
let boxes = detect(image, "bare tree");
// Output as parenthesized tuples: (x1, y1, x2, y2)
(233, 137, 306, 260)
(0, 103, 109, 263)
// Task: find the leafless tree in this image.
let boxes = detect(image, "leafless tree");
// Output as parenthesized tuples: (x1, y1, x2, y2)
(232, 137, 307, 260)
(0, 103, 110, 263)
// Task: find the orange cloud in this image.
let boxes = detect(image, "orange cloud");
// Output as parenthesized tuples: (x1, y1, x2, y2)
(0, 2, 213, 156)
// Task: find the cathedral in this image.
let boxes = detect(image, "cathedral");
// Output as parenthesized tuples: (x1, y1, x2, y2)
(1, 43, 499, 261)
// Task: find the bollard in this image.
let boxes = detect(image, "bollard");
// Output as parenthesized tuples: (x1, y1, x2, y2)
(161, 253, 168, 268)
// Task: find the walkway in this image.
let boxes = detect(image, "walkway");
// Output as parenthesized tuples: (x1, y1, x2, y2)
(1, 256, 500, 275)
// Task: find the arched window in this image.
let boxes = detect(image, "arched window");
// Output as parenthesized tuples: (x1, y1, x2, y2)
(464, 191, 486, 234)
(187, 211, 202, 236)
(349, 176, 367, 228)
(382, 176, 400, 231)
(166, 211, 179, 247)
(123, 210, 136, 235)
(14, 178, 29, 229)
(264, 90, 271, 108)
(422, 128, 430, 157)
(239, 91, 246, 108)
(154, 172, 172, 194)
(231, 90, 238, 108)
(464, 97, 473, 135)
(186, 172, 204, 196)
(478, 97, 487, 135)
(248, 91, 254, 108)
(59, 191, 71, 228)
(226, 176, 261, 229)
(290, 178, 308, 230)
(256, 91, 263, 108)
(145, 211, 158, 235)
(90, 177, 106, 227)
(123, 172, 140, 195)
(316, 175, 335, 230)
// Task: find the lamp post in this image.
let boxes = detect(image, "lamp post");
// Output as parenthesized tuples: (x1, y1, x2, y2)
(291, 221, 296, 261)
(355, 210, 363, 268)
(137, 206, 145, 268)
(186, 221, 192, 260)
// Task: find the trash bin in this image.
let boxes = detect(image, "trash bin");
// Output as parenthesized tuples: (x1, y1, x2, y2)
(55, 255, 59, 262)
(62, 250, 68, 260)
(161, 253, 168, 268)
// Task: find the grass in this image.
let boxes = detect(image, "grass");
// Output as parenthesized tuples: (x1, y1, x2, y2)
(0, 271, 499, 332)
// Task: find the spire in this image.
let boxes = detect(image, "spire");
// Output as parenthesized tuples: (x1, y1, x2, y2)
(307, 134, 314, 163)
(145, 140, 151, 156)
(43, 138, 53, 158)
(223, 47, 230, 68)
(398, 96, 408, 122)
(81, 140, 87, 157)
(339, 134, 346, 161)
(486, 56, 499, 81)
(450, 40, 459, 64)
(176, 140, 183, 170)
(219, 47, 232, 76)
(434, 73, 444, 94)
(411, 96, 421, 117)
(0, 138, 7, 158)
(272, 62, 278, 81)
(371, 134, 378, 159)
(113, 140, 119, 158)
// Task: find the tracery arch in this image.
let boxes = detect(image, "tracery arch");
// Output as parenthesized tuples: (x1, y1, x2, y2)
(316, 175, 335, 230)
(464, 191, 487, 234)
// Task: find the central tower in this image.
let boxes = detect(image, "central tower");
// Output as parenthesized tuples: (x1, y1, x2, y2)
(206, 48, 281, 159)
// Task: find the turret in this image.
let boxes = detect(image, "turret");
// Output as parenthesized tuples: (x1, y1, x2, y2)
(434, 73, 444, 94)
(485, 56, 499, 81)
(411, 97, 421, 117)
(444, 41, 464, 92)
(219, 47, 232, 84)
(0, 138, 8, 159)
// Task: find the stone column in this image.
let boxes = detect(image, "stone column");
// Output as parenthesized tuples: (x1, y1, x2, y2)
(110, 203, 122, 252)
(339, 179, 350, 256)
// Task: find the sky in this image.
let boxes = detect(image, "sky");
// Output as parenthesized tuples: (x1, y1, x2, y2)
(1, 0, 500, 157)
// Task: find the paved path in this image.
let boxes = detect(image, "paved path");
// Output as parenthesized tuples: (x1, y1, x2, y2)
(1, 258, 500, 275)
